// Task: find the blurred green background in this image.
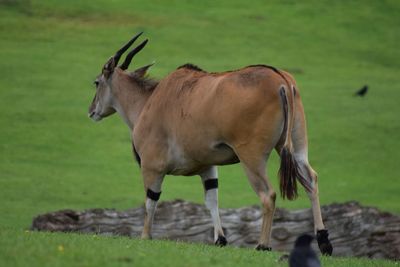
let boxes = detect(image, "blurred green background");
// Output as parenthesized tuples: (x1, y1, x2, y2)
(1, 0, 399, 233)
(1, 1, 400, 266)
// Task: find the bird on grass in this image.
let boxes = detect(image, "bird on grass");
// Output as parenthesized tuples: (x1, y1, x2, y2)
(354, 85, 368, 97)
(289, 234, 321, 267)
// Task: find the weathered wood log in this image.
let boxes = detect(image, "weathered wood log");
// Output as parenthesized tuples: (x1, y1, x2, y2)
(31, 200, 400, 260)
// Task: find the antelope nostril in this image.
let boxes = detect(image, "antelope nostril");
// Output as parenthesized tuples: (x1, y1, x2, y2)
(89, 111, 96, 118)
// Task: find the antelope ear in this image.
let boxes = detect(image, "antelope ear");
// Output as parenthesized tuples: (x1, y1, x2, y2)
(134, 62, 154, 77)
(102, 57, 117, 78)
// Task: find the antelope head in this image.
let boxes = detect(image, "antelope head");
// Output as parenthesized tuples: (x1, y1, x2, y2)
(88, 32, 149, 121)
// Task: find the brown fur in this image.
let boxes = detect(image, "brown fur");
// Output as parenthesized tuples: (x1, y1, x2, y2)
(88, 39, 328, 250)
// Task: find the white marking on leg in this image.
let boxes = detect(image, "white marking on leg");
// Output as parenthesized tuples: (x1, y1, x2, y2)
(146, 178, 163, 227)
(141, 174, 163, 239)
(205, 188, 223, 240)
(200, 166, 224, 241)
(145, 198, 158, 226)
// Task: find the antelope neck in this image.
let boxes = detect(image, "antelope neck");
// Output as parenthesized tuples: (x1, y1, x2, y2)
(112, 75, 152, 130)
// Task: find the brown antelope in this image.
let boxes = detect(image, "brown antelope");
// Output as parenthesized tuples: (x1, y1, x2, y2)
(88, 33, 333, 255)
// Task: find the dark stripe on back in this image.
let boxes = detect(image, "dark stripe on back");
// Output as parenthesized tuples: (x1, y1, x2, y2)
(177, 63, 204, 72)
(247, 64, 290, 86)
(177, 63, 290, 87)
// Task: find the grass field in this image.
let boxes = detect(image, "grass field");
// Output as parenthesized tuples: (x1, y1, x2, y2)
(1, 0, 399, 266)
(2, 229, 398, 267)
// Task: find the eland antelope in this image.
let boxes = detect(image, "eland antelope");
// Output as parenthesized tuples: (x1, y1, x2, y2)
(88, 33, 333, 255)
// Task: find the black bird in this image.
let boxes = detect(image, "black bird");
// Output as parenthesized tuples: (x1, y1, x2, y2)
(289, 234, 321, 267)
(354, 85, 368, 97)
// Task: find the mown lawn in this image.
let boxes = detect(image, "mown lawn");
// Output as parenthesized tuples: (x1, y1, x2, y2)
(0, 0, 399, 266)
(1, 229, 398, 267)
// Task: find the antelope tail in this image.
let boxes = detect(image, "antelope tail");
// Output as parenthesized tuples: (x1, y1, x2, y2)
(278, 85, 308, 200)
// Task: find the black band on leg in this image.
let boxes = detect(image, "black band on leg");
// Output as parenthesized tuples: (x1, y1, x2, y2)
(204, 179, 218, 191)
(146, 189, 161, 201)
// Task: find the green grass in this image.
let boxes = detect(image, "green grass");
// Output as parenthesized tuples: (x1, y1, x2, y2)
(1, 229, 398, 267)
(0, 0, 399, 266)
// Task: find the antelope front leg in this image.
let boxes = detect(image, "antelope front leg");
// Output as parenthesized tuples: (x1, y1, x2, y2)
(141, 169, 164, 240)
(200, 166, 227, 246)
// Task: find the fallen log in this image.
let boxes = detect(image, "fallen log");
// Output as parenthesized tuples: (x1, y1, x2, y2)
(31, 200, 400, 260)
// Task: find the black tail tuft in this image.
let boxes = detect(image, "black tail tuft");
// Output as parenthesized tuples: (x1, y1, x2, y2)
(279, 147, 312, 200)
(278, 147, 299, 200)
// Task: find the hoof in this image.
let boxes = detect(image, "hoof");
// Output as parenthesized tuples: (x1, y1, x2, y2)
(215, 235, 227, 247)
(317, 229, 333, 256)
(255, 244, 272, 251)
